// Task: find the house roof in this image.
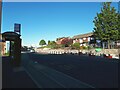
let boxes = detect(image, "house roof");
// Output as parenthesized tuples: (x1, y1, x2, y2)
(72, 32, 93, 39)
(56, 37, 70, 41)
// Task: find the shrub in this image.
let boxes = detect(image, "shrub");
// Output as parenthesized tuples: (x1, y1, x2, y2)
(72, 43, 80, 50)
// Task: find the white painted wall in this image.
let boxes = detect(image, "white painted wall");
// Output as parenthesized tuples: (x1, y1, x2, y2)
(79, 39, 83, 43)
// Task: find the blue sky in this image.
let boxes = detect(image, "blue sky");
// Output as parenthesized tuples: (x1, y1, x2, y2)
(1, 2, 118, 47)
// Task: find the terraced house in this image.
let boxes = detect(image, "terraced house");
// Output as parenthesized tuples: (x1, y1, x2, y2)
(72, 32, 120, 49)
(72, 32, 96, 47)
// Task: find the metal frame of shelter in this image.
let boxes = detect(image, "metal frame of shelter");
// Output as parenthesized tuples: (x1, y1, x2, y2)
(2, 31, 21, 67)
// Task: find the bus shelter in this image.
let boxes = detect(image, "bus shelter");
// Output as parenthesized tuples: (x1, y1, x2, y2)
(2, 31, 21, 67)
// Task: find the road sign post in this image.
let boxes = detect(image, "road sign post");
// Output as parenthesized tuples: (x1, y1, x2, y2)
(14, 23, 21, 35)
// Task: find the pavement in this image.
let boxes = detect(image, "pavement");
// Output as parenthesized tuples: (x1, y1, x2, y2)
(2, 56, 38, 88)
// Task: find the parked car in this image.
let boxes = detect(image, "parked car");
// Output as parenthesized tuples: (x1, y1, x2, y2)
(30, 49, 35, 53)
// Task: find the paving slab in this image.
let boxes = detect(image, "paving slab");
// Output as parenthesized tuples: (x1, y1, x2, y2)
(2, 56, 38, 88)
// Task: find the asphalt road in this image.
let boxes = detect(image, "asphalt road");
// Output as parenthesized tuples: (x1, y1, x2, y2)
(24, 52, 119, 88)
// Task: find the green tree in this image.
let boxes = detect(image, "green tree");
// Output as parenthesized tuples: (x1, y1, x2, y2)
(48, 40, 51, 45)
(118, 13, 120, 39)
(47, 41, 57, 49)
(39, 39, 46, 46)
(49, 41, 56, 48)
(72, 43, 80, 50)
(93, 2, 119, 49)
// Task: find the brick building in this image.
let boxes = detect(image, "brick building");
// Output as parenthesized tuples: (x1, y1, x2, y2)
(56, 37, 72, 45)
(72, 32, 95, 47)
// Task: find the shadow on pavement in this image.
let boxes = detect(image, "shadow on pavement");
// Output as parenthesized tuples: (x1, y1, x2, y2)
(2, 56, 38, 88)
